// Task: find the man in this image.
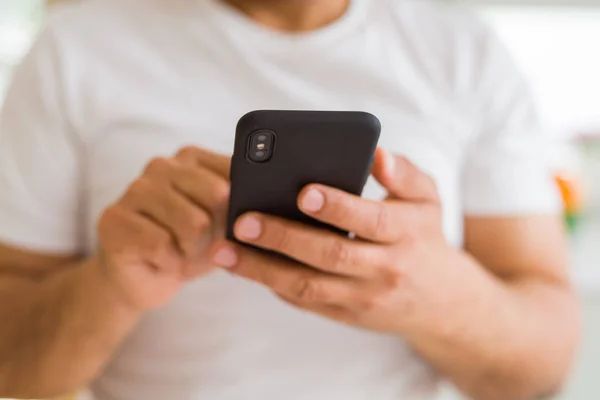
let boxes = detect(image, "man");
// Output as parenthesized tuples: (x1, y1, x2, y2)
(0, 0, 580, 399)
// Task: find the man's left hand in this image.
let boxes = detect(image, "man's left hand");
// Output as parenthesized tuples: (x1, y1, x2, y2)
(211, 148, 452, 333)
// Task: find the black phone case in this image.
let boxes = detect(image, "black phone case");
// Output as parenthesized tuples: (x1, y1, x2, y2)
(226, 110, 381, 241)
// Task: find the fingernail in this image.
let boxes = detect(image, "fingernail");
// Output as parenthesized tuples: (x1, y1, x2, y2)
(301, 189, 325, 212)
(213, 246, 238, 268)
(236, 216, 262, 240)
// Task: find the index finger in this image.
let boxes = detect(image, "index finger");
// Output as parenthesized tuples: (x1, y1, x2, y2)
(232, 213, 387, 279)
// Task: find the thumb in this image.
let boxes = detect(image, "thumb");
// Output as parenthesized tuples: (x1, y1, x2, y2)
(372, 148, 438, 202)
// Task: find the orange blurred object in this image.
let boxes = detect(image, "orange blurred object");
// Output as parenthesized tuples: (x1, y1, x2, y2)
(555, 173, 584, 213)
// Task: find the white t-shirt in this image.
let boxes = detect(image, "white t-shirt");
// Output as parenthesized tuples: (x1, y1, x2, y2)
(0, 0, 560, 399)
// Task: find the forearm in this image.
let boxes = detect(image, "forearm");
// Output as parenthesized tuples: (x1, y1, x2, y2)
(0, 258, 141, 398)
(400, 248, 580, 400)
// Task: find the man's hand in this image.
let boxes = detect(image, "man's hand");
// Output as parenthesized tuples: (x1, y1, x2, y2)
(211, 147, 579, 400)
(97, 146, 231, 312)
(210, 148, 445, 332)
(0, 146, 234, 399)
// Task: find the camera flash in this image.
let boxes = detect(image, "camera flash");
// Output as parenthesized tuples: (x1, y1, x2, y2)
(257, 143, 266, 150)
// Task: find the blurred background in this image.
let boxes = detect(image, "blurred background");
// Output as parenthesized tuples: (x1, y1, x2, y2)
(1, 0, 599, 399)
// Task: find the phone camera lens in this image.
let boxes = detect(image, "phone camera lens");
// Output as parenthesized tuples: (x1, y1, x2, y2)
(248, 130, 274, 163)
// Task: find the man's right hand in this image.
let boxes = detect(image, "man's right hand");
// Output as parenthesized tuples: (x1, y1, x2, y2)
(95, 146, 231, 312)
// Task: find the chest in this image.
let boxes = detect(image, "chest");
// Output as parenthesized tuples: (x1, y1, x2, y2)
(77, 42, 472, 250)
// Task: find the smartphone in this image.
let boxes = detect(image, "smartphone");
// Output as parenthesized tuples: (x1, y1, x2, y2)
(226, 110, 381, 242)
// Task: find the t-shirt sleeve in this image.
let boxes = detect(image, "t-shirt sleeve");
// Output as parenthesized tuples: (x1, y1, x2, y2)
(461, 28, 562, 216)
(0, 25, 83, 254)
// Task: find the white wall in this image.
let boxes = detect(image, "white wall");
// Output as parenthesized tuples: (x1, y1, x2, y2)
(477, 6, 600, 137)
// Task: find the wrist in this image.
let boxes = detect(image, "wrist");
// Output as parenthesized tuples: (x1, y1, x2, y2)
(395, 241, 485, 337)
(80, 256, 146, 321)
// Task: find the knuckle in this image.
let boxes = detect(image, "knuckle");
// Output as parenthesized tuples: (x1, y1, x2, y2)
(209, 180, 231, 206)
(144, 157, 173, 177)
(258, 269, 279, 289)
(379, 248, 411, 290)
(358, 295, 383, 313)
(379, 261, 417, 316)
(128, 178, 152, 198)
(294, 278, 322, 302)
(187, 210, 211, 232)
(98, 205, 122, 228)
(177, 211, 211, 254)
(373, 204, 391, 237)
(97, 206, 126, 243)
(175, 146, 200, 161)
(382, 266, 404, 289)
(271, 224, 293, 251)
(325, 240, 351, 271)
